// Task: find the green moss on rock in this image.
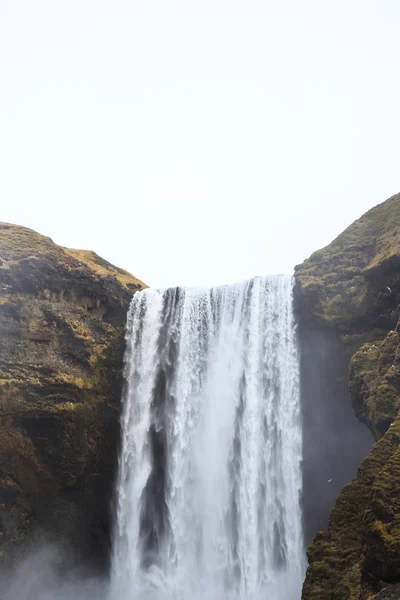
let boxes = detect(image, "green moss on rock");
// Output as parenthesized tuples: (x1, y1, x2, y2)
(0, 222, 146, 570)
(298, 194, 400, 599)
(302, 415, 400, 599)
(295, 193, 400, 334)
(350, 326, 400, 439)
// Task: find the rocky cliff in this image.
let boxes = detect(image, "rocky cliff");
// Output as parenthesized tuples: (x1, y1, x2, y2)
(0, 223, 146, 571)
(296, 193, 400, 599)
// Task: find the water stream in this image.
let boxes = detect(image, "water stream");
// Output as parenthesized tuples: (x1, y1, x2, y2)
(112, 276, 304, 600)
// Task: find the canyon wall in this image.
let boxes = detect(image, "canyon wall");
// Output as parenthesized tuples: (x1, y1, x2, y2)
(0, 222, 146, 571)
(2, 192, 400, 599)
(296, 193, 400, 599)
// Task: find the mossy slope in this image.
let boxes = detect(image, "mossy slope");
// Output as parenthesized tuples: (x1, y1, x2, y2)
(0, 222, 146, 570)
(297, 194, 400, 599)
(295, 193, 400, 334)
(302, 403, 400, 599)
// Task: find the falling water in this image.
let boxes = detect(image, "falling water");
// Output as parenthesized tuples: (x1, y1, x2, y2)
(111, 276, 304, 600)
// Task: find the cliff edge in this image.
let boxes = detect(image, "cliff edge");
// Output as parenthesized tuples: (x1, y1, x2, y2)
(0, 222, 146, 570)
(296, 194, 400, 600)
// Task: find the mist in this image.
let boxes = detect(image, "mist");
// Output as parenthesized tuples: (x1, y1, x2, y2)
(0, 544, 108, 600)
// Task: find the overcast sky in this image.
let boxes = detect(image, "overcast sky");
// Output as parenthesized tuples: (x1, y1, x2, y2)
(1, 1, 399, 288)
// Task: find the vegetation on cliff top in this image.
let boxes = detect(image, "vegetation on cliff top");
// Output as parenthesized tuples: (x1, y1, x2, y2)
(0, 222, 146, 569)
(295, 193, 400, 333)
(0, 221, 146, 292)
(298, 195, 400, 600)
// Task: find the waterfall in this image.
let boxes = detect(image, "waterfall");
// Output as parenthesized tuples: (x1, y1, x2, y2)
(111, 276, 304, 600)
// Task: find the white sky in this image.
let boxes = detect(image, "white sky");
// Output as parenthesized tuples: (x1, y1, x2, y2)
(1, 1, 399, 288)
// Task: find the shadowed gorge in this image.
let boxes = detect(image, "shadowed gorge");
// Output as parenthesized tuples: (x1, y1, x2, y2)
(297, 328, 373, 546)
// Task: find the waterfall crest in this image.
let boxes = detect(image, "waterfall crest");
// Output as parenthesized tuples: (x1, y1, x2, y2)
(112, 276, 304, 600)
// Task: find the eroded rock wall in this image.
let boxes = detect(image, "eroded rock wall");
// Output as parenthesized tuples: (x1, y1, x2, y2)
(296, 194, 400, 599)
(0, 223, 146, 571)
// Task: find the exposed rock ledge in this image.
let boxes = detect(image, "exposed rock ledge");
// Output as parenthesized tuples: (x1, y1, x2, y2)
(296, 194, 400, 600)
(0, 222, 146, 570)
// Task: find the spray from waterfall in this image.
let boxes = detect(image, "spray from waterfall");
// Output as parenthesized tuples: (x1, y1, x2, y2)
(112, 276, 304, 600)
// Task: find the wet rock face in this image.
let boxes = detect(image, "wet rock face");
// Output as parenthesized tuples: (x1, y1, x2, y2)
(298, 328, 372, 547)
(0, 222, 146, 571)
(296, 194, 400, 599)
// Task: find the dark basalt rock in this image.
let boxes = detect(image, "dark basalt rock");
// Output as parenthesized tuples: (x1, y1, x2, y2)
(296, 194, 400, 599)
(0, 222, 146, 572)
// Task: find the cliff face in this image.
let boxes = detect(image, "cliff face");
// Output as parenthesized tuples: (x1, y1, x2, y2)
(0, 223, 146, 570)
(296, 194, 400, 600)
(295, 194, 400, 335)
